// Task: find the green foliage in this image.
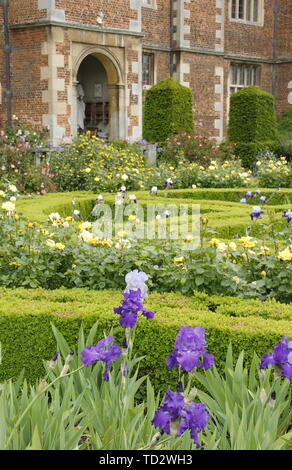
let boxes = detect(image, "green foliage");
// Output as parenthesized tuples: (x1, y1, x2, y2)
(143, 78, 194, 144)
(48, 132, 146, 192)
(16, 187, 292, 224)
(195, 344, 292, 450)
(274, 141, 292, 162)
(2, 116, 48, 148)
(277, 109, 292, 142)
(0, 323, 291, 450)
(0, 287, 291, 393)
(228, 86, 277, 167)
(0, 116, 54, 194)
(163, 129, 235, 166)
(0, 369, 85, 450)
(255, 151, 292, 187)
(1, 204, 292, 300)
(235, 141, 277, 168)
(1, 187, 290, 301)
(228, 86, 277, 143)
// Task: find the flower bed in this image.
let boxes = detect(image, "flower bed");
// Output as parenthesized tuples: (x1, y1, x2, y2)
(0, 287, 291, 391)
(0, 186, 289, 301)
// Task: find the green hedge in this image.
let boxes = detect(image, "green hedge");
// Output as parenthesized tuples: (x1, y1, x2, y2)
(234, 141, 277, 168)
(228, 86, 277, 143)
(143, 78, 194, 144)
(16, 191, 94, 222)
(16, 188, 291, 240)
(228, 86, 277, 167)
(0, 288, 291, 392)
(277, 109, 292, 141)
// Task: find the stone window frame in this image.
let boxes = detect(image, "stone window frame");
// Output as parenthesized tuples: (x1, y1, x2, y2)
(142, 0, 157, 9)
(226, 61, 261, 122)
(229, 62, 260, 95)
(229, 0, 264, 26)
(142, 51, 155, 90)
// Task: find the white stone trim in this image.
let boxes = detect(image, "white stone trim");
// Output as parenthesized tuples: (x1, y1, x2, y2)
(173, 1, 191, 87)
(40, 31, 66, 143)
(141, 0, 157, 9)
(214, 66, 224, 142)
(175, 0, 190, 49)
(229, 0, 264, 27)
(215, 0, 225, 53)
(42, 114, 65, 141)
(288, 81, 292, 105)
(38, 0, 65, 22)
(129, 45, 143, 142)
(130, 0, 142, 33)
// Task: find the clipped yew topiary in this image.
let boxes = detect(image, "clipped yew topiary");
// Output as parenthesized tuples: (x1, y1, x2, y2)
(142, 77, 194, 144)
(228, 86, 277, 167)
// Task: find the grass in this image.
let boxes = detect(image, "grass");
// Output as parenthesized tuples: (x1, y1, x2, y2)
(16, 188, 292, 239)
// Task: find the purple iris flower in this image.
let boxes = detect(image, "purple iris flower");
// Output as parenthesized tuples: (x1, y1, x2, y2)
(255, 190, 261, 195)
(152, 390, 209, 447)
(165, 178, 173, 187)
(250, 206, 265, 220)
(177, 402, 209, 448)
(114, 289, 154, 328)
(260, 335, 292, 384)
(240, 198, 247, 204)
(166, 326, 214, 373)
(152, 389, 185, 434)
(139, 139, 148, 146)
(283, 210, 292, 223)
(81, 336, 122, 381)
(259, 196, 266, 204)
(244, 191, 253, 198)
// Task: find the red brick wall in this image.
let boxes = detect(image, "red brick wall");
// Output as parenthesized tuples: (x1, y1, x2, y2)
(9, 0, 137, 30)
(225, 1, 274, 58)
(184, 53, 219, 135)
(277, 0, 292, 56)
(274, 1, 292, 115)
(276, 64, 292, 115)
(1, 0, 291, 138)
(9, 0, 47, 24)
(10, 27, 48, 128)
(188, 0, 217, 50)
(142, 1, 170, 47)
(154, 51, 169, 82)
(56, 0, 134, 29)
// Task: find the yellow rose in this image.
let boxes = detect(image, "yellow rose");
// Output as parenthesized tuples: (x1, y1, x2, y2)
(78, 222, 92, 231)
(278, 247, 292, 261)
(1, 201, 15, 212)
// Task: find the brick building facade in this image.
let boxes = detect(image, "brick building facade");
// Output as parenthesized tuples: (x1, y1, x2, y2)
(0, 0, 291, 143)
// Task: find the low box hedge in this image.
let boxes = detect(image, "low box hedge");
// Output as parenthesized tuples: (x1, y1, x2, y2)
(16, 188, 291, 240)
(0, 287, 291, 393)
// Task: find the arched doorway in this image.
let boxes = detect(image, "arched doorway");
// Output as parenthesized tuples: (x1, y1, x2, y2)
(73, 49, 125, 141)
(77, 55, 109, 139)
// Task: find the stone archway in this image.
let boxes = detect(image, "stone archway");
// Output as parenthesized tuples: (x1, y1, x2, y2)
(72, 47, 126, 140)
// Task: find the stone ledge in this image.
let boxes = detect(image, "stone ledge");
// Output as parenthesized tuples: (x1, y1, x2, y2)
(10, 20, 145, 37)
